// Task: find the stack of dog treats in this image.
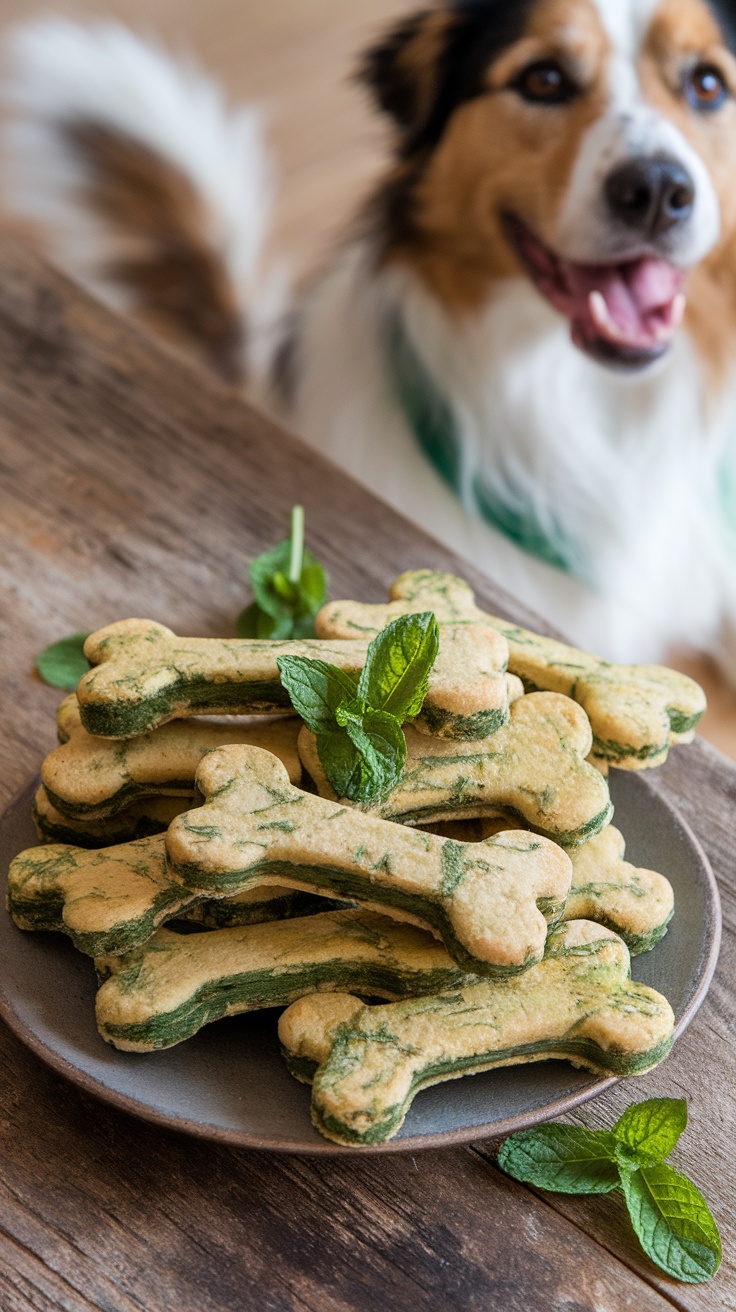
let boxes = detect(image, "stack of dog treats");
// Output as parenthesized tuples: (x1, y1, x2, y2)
(6, 571, 707, 1146)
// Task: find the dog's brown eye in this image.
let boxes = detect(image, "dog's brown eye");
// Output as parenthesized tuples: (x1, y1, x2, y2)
(686, 64, 728, 111)
(514, 61, 577, 105)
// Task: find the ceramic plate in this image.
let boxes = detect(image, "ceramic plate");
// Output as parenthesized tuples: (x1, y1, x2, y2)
(0, 772, 721, 1154)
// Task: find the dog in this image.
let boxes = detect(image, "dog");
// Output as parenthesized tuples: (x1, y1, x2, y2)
(5, 1, 736, 676)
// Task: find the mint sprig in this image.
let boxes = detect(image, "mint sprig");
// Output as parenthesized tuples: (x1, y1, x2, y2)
(238, 506, 328, 639)
(498, 1098, 721, 1284)
(36, 632, 92, 690)
(278, 611, 439, 804)
(497, 1124, 620, 1195)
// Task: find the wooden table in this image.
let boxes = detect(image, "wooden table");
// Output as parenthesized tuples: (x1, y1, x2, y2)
(0, 237, 733, 1312)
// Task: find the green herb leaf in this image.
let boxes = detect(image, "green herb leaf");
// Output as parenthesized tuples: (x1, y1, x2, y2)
(277, 657, 358, 736)
(336, 703, 407, 802)
(315, 705, 406, 803)
(237, 602, 287, 640)
(237, 507, 328, 640)
(498, 1125, 620, 1195)
(613, 1098, 687, 1164)
(36, 633, 92, 690)
(621, 1163, 722, 1284)
(357, 611, 439, 721)
(279, 614, 434, 804)
(315, 728, 366, 801)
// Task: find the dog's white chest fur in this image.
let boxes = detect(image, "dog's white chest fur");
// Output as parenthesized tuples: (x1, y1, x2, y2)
(292, 242, 735, 665)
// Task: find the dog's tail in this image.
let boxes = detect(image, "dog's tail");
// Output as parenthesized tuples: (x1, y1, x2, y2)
(2, 20, 277, 382)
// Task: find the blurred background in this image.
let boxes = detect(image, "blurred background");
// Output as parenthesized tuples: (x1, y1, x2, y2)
(0, 0, 415, 280)
(0, 0, 733, 757)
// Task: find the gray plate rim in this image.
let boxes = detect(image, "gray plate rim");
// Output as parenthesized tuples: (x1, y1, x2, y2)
(0, 771, 722, 1155)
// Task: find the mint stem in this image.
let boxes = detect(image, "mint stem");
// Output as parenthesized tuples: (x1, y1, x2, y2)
(288, 505, 305, 585)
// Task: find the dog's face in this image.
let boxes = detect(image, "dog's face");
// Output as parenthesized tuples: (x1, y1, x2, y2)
(363, 0, 736, 370)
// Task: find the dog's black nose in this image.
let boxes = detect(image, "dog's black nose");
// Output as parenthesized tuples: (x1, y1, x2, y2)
(605, 156, 695, 237)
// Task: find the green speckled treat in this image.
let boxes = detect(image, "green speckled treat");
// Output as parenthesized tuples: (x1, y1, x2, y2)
(95, 908, 471, 1052)
(77, 621, 355, 735)
(8, 835, 192, 955)
(167, 745, 573, 978)
(278, 920, 675, 1146)
(564, 825, 674, 954)
(42, 694, 303, 820)
(7, 834, 312, 956)
(419, 819, 673, 955)
(33, 785, 192, 848)
(316, 570, 706, 770)
(299, 691, 613, 847)
(76, 618, 515, 742)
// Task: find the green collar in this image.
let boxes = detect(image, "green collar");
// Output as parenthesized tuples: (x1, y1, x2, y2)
(385, 311, 589, 581)
(718, 445, 736, 555)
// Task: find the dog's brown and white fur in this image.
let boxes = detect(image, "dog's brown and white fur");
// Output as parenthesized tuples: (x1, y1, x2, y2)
(6, 1, 736, 673)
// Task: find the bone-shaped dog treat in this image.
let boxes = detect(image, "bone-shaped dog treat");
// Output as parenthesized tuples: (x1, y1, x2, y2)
(563, 825, 674, 954)
(20, 803, 667, 957)
(166, 745, 572, 977)
(299, 691, 613, 846)
(7, 835, 305, 956)
(316, 570, 706, 770)
(43, 694, 303, 819)
(33, 785, 191, 848)
(76, 618, 515, 742)
(8, 835, 192, 955)
(420, 819, 673, 955)
(279, 920, 675, 1146)
(95, 908, 470, 1051)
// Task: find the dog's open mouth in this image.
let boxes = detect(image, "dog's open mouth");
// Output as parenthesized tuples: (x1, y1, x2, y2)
(504, 215, 686, 369)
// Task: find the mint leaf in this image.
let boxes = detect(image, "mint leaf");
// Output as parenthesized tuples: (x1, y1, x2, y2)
(339, 704, 407, 802)
(36, 632, 92, 690)
(279, 614, 432, 804)
(317, 706, 406, 803)
(294, 558, 328, 616)
(498, 1102, 722, 1286)
(237, 602, 287, 640)
(238, 507, 328, 640)
(358, 612, 439, 721)
(621, 1163, 721, 1284)
(498, 1125, 620, 1194)
(316, 728, 365, 801)
(249, 543, 327, 625)
(613, 1098, 687, 1164)
(277, 657, 357, 735)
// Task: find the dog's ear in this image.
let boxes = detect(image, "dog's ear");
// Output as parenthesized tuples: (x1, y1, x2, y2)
(358, 8, 460, 137)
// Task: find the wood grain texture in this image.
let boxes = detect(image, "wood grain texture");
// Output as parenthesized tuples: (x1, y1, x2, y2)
(0, 0, 413, 281)
(0, 1039, 679, 1312)
(0, 237, 732, 1311)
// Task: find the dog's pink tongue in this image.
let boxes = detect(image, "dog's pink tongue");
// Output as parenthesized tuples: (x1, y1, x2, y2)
(565, 257, 686, 350)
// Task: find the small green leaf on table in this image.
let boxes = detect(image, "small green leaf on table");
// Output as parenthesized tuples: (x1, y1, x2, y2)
(612, 1097, 687, 1163)
(620, 1162, 722, 1284)
(497, 1124, 620, 1194)
(497, 1098, 721, 1285)
(36, 633, 92, 690)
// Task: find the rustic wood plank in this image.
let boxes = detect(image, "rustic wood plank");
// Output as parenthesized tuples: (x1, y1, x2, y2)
(0, 0, 411, 284)
(0, 236, 731, 1311)
(0, 1022, 677, 1312)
